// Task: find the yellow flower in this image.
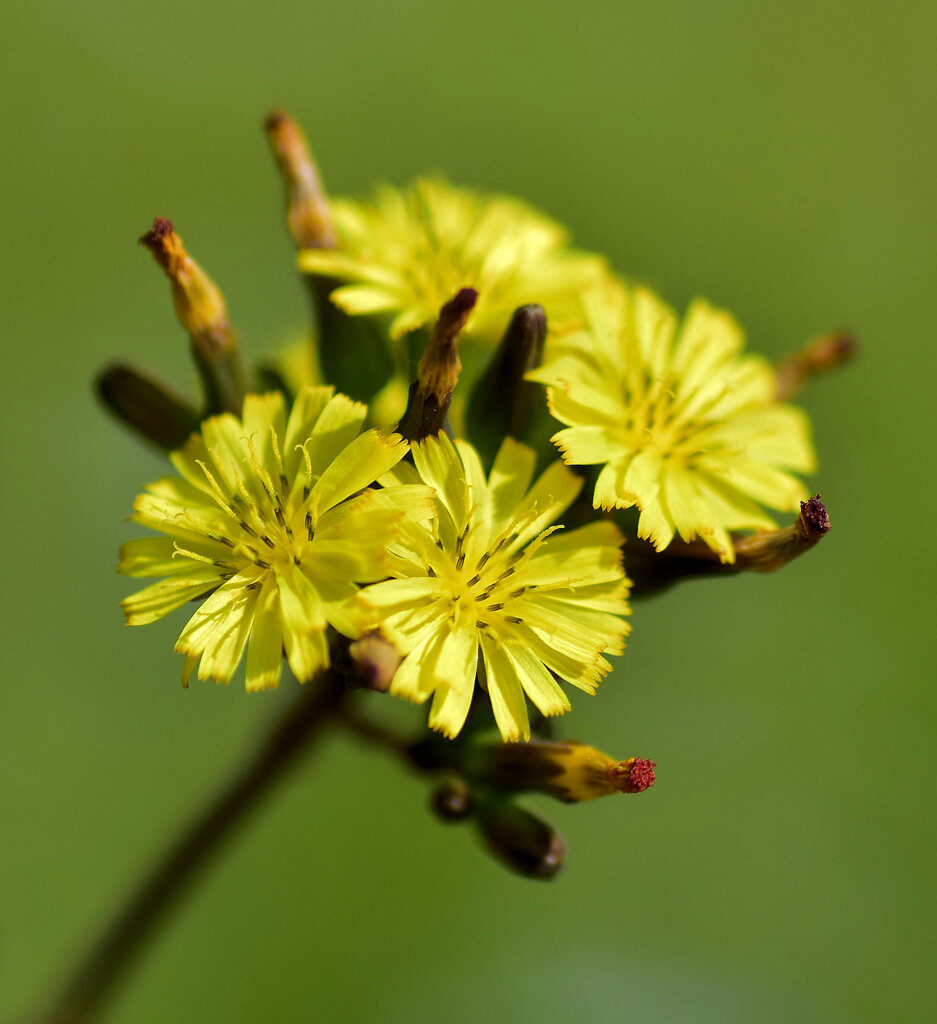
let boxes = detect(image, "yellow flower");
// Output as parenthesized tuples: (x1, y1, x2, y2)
(298, 177, 606, 344)
(528, 280, 816, 563)
(360, 433, 631, 742)
(119, 386, 416, 690)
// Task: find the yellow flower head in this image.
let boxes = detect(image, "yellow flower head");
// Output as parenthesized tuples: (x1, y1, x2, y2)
(360, 433, 631, 742)
(120, 386, 415, 690)
(298, 177, 607, 344)
(528, 280, 816, 563)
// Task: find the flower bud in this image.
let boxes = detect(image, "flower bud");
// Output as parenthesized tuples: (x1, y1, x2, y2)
(475, 739, 656, 803)
(466, 303, 548, 466)
(775, 330, 858, 401)
(264, 108, 336, 250)
(348, 633, 402, 693)
(96, 363, 199, 450)
(430, 779, 473, 821)
(139, 217, 250, 415)
(396, 288, 477, 442)
(475, 799, 566, 880)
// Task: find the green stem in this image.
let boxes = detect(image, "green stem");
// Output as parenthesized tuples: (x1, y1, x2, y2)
(35, 670, 346, 1024)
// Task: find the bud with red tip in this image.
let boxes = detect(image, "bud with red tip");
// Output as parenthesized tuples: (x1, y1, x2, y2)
(474, 739, 657, 803)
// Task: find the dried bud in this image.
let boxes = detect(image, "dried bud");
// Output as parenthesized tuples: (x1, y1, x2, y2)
(476, 799, 566, 880)
(264, 109, 336, 250)
(776, 330, 858, 401)
(139, 218, 250, 415)
(396, 287, 477, 442)
(731, 494, 831, 571)
(348, 633, 402, 692)
(475, 739, 657, 803)
(96, 363, 200, 450)
(628, 496, 833, 595)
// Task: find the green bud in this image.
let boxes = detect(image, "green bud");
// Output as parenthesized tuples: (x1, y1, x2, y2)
(97, 363, 199, 450)
(475, 799, 566, 880)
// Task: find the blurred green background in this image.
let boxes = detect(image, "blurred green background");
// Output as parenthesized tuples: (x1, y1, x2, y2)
(2, 1, 934, 1021)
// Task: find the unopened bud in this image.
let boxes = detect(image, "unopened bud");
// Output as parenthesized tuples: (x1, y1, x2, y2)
(431, 779, 473, 821)
(97, 363, 200, 450)
(397, 288, 477, 442)
(467, 304, 548, 463)
(264, 109, 336, 250)
(776, 330, 858, 401)
(476, 799, 566, 880)
(348, 633, 402, 692)
(140, 218, 250, 415)
(476, 739, 657, 803)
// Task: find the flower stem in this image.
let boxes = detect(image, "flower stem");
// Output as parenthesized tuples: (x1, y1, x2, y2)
(36, 670, 346, 1024)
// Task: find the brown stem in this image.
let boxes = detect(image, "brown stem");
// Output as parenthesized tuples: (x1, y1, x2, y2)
(35, 670, 346, 1024)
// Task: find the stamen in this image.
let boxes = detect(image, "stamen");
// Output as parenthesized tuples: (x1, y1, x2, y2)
(269, 424, 285, 479)
(196, 460, 236, 517)
(296, 441, 314, 488)
(172, 544, 219, 566)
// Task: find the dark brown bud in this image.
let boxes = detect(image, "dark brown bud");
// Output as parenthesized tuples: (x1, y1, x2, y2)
(466, 304, 548, 462)
(396, 288, 478, 442)
(476, 800, 566, 880)
(430, 779, 473, 821)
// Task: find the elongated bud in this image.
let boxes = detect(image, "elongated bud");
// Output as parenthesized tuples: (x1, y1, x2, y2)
(264, 109, 336, 250)
(476, 799, 566, 880)
(348, 633, 402, 692)
(97, 363, 200, 450)
(776, 330, 858, 400)
(466, 304, 548, 463)
(629, 496, 832, 596)
(476, 739, 656, 803)
(140, 218, 250, 415)
(397, 287, 477, 441)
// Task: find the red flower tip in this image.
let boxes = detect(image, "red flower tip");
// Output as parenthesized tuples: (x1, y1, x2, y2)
(628, 758, 657, 792)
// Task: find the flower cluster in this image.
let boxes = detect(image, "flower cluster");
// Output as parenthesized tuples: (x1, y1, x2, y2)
(104, 109, 847, 864)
